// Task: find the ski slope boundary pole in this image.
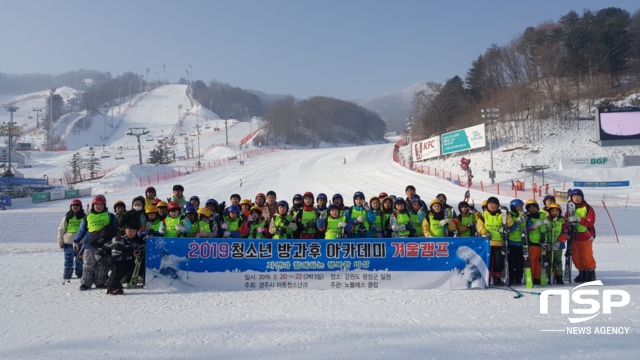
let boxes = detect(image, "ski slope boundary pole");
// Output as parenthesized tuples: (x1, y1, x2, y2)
(601, 200, 620, 244)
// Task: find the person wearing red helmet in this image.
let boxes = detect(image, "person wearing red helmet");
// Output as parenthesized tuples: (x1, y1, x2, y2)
(57, 199, 86, 282)
(158, 201, 192, 238)
(145, 186, 157, 208)
(73, 196, 117, 291)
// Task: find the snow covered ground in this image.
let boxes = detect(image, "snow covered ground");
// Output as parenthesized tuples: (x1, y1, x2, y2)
(2, 140, 639, 359)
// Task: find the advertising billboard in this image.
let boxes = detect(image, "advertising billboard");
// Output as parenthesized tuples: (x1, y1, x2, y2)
(441, 124, 486, 155)
(596, 107, 640, 146)
(411, 136, 440, 161)
(559, 157, 618, 170)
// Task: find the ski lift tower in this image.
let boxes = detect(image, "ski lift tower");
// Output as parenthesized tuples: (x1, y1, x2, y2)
(2, 105, 20, 177)
(517, 164, 551, 190)
(127, 127, 149, 165)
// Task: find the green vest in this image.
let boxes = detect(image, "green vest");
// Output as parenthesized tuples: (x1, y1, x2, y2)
(547, 217, 565, 242)
(300, 210, 317, 235)
(410, 212, 424, 236)
(529, 212, 548, 244)
(87, 211, 111, 233)
(223, 216, 241, 237)
(427, 213, 445, 238)
(350, 207, 369, 231)
(185, 220, 200, 237)
(325, 216, 346, 239)
(164, 216, 184, 238)
(199, 221, 212, 234)
(394, 211, 410, 236)
(273, 214, 294, 239)
(508, 212, 524, 243)
(248, 219, 266, 239)
(66, 215, 83, 233)
(483, 212, 504, 241)
(459, 213, 474, 237)
(146, 219, 162, 232)
(575, 206, 588, 232)
(371, 210, 383, 237)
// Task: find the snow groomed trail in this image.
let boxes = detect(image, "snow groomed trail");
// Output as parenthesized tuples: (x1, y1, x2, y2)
(2, 141, 639, 359)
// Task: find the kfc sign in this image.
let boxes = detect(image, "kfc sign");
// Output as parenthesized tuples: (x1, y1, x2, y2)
(412, 136, 441, 161)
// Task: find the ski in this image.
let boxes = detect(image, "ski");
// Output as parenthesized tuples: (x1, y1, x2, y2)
(520, 212, 534, 289)
(564, 201, 575, 283)
(490, 285, 545, 298)
(500, 206, 510, 286)
(549, 218, 557, 285)
(539, 220, 550, 287)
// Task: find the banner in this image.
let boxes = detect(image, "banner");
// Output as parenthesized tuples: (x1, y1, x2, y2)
(555, 190, 569, 203)
(573, 181, 630, 187)
(441, 124, 486, 155)
(559, 157, 618, 170)
(32, 192, 50, 202)
(145, 237, 490, 291)
(411, 136, 440, 161)
(49, 189, 65, 201)
(0, 177, 48, 186)
(65, 189, 79, 199)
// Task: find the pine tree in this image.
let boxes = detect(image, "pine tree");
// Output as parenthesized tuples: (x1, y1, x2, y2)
(69, 152, 83, 182)
(86, 146, 101, 178)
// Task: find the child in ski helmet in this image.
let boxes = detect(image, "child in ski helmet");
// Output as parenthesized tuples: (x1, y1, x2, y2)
(145, 186, 157, 208)
(183, 205, 200, 237)
(545, 203, 568, 285)
(297, 192, 318, 239)
(190, 196, 200, 210)
(138, 206, 163, 239)
(269, 200, 298, 239)
(118, 196, 146, 230)
(195, 208, 216, 238)
(331, 194, 345, 216)
(73, 196, 118, 291)
(57, 199, 85, 281)
(156, 201, 168, 221)
(369, 196, 384, 238)
(381, 196, 394, 238)
(96, 222, 144, 295)
(389, 197, 412, 238)
(456, 201, 477, 237)
(476, 197, 514, 286)
(317, 203, 353, 239)
(423, 200, 457, 238)
(243, 206, 270, 239)
(506, 199, 532, 286)
(436, 193, 457, 218)
(221, 205, 242, 238)
(525, 199, 549, 286)
(408, 197, 427, 237)
(113, 201, 127, 228)
(565, 188, 597, 282)
(158, 202, 192, 238)
(240, 199, 253, 220)
(542, 195, 556, 212)
(345, 191, 375, 238)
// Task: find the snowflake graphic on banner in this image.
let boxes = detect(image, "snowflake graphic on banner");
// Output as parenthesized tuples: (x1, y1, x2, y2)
(154, 238, 167, 250)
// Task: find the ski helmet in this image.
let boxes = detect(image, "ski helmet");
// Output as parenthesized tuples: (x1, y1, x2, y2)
(436, 193, 447, 202)
(197, 207, 212, 217)
(486, 197, 500, 206)
(429, 200, 441, 209)
(543, 195, 556, 205)
(369, 196, 380, 204)
(378, 192, 389, 199)
(394, 197, 406, 205)
(510, 199, 524, 212)
(206, 198, 218, 206)
(569, 189, 584, 199)
(156, 201, 168, 208)
(332, 194, 343, 202)
(240, 199, 252, 206)
(458, 201, 470, 211)
(255, 193, 266, 200)
(250, 206, 262, 216)
(152, 198, 162, 206)
(277, 200, 289, 209)
(293, 194, 303, 202)
(525, 199, 539, 211)
(145, 186, 156, 195)
(145, 206, 159, 214)
(92, 196, 107, 205)
(70, 199, 82, 207)
(168, 202, 181, 211)
(353, 191, 365, 201)
(303, 191, 314, 199)
(547, 203, 562, 213)
(190, 196, 200, 203)
(328, 203, 339, 211)
(228, 204, 240, 214)
(185, 205, 197, 215)
(317, 193, 327, 201)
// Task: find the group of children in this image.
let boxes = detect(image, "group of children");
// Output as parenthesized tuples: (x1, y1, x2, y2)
(57, 184, 597, 294)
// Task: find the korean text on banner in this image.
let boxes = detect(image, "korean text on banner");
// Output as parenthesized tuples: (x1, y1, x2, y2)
(412, 136, 440, 161)
(441, 124, 486, 155)
(145, 237, 490, 291)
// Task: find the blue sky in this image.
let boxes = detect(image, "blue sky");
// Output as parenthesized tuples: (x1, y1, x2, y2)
(1, 0, 638, 100)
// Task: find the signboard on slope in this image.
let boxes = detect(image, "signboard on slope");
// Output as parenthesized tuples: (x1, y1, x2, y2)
(145, 237, 490, 291)
(573, 181, 630, 187)
(441, 124, 486, 155)
(559, 157, 618, 170)
(411, 136, 440, 161)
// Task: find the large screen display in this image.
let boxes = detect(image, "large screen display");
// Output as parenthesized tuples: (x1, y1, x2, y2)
(597, 108, 640, 146)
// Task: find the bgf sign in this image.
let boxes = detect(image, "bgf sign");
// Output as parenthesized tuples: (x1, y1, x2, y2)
(540, 281, 630, 323)
(591, 158, 609, 164)
(412, 137, 440, 161)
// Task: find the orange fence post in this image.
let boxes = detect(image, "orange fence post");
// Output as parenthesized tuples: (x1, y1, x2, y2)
(497, 183, 500, 195)
(562, 179, 566, 190)
(480, 181, 484, 192)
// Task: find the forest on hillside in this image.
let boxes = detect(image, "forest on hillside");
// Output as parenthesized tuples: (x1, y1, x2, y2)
(412, 7, 640, 144)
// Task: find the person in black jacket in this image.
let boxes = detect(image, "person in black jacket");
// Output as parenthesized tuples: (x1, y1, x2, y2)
(95, 222, 144, 295)
(117, 196, 146, 230)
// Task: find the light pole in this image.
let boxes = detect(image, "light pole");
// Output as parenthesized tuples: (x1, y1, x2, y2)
(3, 106, 19, 177)
(188, 64, 192, 85)
(225, 115, 229, 147)
(139, 75, 143, 95)
(118, 87, 122, 114)
(146, 69, 150, 91)
(163, 64, 166, 85)
(481, 108, 499, 184)
(32, 108, 42, 129)
(49, 88, 55, 150)
(127, 127, 149, 165)
(196, 105, 201, 167)
(129, 81, 132, 106)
